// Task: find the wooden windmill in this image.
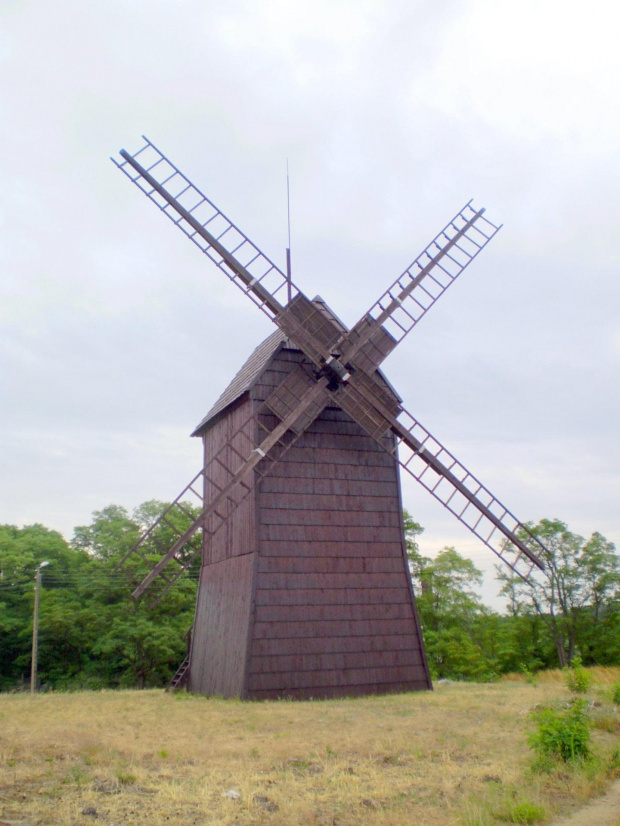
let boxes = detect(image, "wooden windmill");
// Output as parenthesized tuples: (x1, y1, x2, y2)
(112, 137, 546, 699)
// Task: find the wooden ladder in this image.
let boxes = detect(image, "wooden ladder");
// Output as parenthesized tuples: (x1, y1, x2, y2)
(166, 626, 193, 692)
(166, 655, 190, 692)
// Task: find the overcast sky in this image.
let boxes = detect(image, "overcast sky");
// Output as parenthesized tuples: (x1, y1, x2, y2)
(1, 0, 618, 605)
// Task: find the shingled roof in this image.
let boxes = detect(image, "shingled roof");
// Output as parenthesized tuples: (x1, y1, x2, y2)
(192, 298, 401, 437)
(191, 328, 288, 436)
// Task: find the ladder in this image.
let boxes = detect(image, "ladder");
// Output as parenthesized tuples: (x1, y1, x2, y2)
(166, 655, 190, 692)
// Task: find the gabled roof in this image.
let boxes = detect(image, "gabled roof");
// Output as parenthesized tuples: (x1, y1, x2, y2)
(191, 328, 288, 436)
(192, 298, 402, 437)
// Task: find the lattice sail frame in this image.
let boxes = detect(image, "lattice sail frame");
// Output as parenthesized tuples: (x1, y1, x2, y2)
(360, 203, 497, 346)
(120, 366, 332, 605)
(112, 137, 297, 319)
(112, 136, 546, 599)
(376, 406, 545, 580)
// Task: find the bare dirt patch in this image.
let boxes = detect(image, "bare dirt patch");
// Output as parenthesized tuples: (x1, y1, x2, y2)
(548, 777, 620, 826)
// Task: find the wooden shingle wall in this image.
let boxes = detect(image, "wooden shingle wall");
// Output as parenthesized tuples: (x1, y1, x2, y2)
(202, 396, 256, 566)
(188, 343, 430, 699)
(246, 347, 430, 699)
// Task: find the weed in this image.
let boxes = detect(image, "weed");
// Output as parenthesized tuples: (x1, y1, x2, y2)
(564, 658, 593, 694)
(528, 698, 591, 767)
(157, 749, 168, 758)
(612, 682, 620, 705)
(494, 799, 547, 823)
(503, 665, 620, 686)
(63, 765, 90, 786)
(607, 749, 620, 778)
(591, 713, 620, 733)
(115, 769, 137, 785)
(461, 808, 491, 826)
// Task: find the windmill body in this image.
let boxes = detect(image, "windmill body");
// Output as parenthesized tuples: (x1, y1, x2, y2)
(189, 332, 430, 698)
(112, 137, 548, 698)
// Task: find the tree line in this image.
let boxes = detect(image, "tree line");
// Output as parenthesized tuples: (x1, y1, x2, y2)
(0, 503, 618, 691)
(404, 512, 619, 680)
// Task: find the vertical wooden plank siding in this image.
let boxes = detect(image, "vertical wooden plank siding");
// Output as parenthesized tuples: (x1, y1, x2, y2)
(187, 396, 257, 695)
(188, 553, 254, 697)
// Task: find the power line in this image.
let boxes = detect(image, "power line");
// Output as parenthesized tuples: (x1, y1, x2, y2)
(0, 574, 199, 593)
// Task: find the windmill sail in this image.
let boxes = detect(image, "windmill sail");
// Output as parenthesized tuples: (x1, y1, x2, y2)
(113, 138, 297, 318)
(335, 380, 545, 582)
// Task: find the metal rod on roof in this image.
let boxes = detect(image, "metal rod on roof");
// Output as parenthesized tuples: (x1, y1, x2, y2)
(286, 159, 292, 304)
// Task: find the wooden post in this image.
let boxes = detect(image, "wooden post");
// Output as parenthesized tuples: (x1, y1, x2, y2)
(30, 561, 49, 693)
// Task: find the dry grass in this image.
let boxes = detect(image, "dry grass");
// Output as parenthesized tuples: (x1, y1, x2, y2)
(0, 677, 618, 826)
(502, 666, 620, 686)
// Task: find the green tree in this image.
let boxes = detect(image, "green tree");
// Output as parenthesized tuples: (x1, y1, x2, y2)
(0, 500, 199, 691)
(425, 626, 497, 682)
(403, 509, 427, 584)
(402, 524, 496, 681)
(0, 523, 86, 689)
(497, 520, 619, 667)
(416, 546, 485, 633)
(72, 504, 140, 560)
(70, 502, 198, 688)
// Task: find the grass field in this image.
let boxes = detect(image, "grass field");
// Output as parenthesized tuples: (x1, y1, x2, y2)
(1, 668, 619, 826)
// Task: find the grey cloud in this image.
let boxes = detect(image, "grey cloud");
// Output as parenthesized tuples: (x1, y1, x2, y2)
(0, 1, 617, 606)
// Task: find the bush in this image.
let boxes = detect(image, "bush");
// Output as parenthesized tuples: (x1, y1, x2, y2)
(520, 664, 538, 686)
(495, 800, 547, 823)
(564, 658, 593, 694)
(611, 682, 620, 705)
(529, 698, 591, 767)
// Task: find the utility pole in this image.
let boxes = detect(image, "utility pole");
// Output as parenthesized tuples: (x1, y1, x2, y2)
(31, 561, 49, 694)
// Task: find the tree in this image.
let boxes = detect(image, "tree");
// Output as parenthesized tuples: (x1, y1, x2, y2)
(497, 519, 619, 667)
(72, 504, 140, 560)
(403, 509, 429, 588)
(416, 546, 485, 633)
(402, 518, 496, 680)
(0, 501, 199, 691)
(70, 502, 198, 687)
(0, 523, 87, 690)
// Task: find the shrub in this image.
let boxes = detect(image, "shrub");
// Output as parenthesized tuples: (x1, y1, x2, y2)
(495, 800, 547, 823)
(612, 682, 620, 705)
(520, 664, 538, 686)
(564, 658, 593, 694)
(529, 698, 591, 767)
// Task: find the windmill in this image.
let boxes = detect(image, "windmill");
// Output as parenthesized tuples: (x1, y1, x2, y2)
(112, 137, 546, 699)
